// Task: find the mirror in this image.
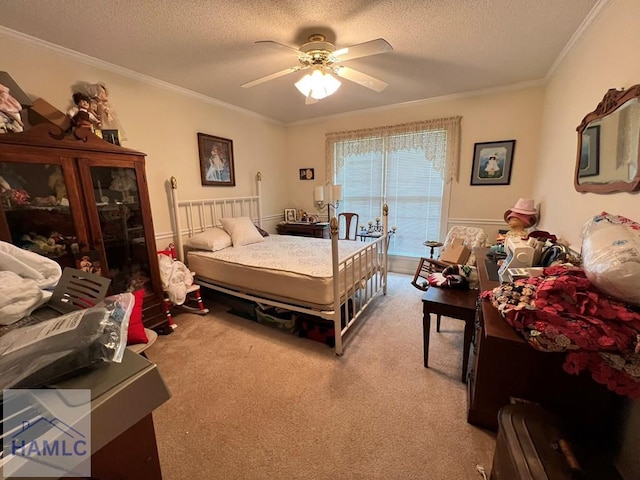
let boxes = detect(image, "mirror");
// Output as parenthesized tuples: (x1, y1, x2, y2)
(575, 84, 640, 193)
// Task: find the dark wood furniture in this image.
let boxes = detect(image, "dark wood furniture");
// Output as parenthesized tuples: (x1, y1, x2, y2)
(0, 124, 167, 330)
(337, 212, 359, 240)
(467, 248, 621, 438)
(276, 222, 330, 238)
(421, 287, 478, 382)
(57, 349, 170, 480)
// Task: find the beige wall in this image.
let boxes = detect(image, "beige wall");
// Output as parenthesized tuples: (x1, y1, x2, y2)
(533, 1, 640, 477)
(533, 0, 639, 248)
(285, 85, 545, 242)
(0, 30, 289, 246)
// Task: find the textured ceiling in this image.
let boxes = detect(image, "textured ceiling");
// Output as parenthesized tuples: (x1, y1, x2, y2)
(0, 0, 601, 124)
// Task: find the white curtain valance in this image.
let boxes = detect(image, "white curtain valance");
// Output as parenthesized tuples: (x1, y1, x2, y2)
(325, 116, 462, 183)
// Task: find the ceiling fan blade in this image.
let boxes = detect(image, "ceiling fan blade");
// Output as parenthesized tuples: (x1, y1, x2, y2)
(255, 40, 310, 60)
(332, 66, 388, 92)
(332, 38, 392, 62)
(305, 94, 319, 105)
(241, 66, 304, 88)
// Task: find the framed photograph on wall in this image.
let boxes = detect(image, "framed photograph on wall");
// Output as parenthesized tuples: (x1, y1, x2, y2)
(470, 140, 515, 186)
(579, 125, 600, 177)
(198, 133, 236, 186)
(299, 168, 315, 180)
(284, 208, 297, 223)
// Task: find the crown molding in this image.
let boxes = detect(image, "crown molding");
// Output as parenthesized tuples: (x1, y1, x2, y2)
(0, 25, 283, 126)
(545, 0, 611, 79)
(287, 79, 546, 127)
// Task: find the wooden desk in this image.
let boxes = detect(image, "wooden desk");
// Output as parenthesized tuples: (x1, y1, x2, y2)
(467, 248, 620, 437)
(276, 222, 330, 238)
(421, 287, 478, 382)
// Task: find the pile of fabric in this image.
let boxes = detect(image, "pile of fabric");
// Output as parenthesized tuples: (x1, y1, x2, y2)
(483, 265, 640, 398)
(0, 241, 62, 325)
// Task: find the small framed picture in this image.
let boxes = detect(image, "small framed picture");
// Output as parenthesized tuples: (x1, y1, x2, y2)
(198, 133, 236, 186)
(470, 140, 515, 186)
(299, 168, 315, 180)
(96, 129, 120, 146)
(284, 208, 297, 223)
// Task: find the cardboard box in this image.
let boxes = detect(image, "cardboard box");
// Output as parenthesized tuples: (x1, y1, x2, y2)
(28, 97, 71, 130)
(439, 238, 471, 264)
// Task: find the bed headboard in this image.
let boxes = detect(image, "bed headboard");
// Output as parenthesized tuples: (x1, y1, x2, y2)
(169, 173, 262, 261)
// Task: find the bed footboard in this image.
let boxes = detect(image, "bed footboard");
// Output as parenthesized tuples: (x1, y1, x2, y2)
(169, 174, 388, 355)
(329, 206, 389, 355)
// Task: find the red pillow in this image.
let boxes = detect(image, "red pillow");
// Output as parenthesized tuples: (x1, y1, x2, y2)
(127, 289, 148, 345)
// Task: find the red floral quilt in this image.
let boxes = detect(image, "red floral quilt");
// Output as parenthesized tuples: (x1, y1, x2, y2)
(483, 265, 640, 398)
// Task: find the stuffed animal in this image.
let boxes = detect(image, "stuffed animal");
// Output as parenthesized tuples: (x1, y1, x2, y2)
(109, 168, 137, 192)
(20, 233, 66, 256)
(47, 166, 67, 203)
(0, 83, 24, 133)
(85, 82, 127, 140)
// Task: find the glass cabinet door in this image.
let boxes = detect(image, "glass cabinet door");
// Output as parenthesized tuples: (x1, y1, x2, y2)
(86, 165, 153, 294)
(0, 159, 84, 268)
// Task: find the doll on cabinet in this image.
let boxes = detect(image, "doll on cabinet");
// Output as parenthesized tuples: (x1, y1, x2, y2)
(67, 92, 101, 130)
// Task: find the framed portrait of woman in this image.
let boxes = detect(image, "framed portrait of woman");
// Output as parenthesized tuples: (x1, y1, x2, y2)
(198, 133, 236, 186)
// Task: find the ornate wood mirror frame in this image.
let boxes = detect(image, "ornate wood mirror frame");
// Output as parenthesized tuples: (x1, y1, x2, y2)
(575, 84, 640, 193)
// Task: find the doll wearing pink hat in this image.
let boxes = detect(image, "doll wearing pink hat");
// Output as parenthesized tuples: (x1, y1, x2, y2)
(503, 198, 537, 238)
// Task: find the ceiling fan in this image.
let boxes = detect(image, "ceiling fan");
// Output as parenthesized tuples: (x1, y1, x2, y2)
(241, 34, 393, 104)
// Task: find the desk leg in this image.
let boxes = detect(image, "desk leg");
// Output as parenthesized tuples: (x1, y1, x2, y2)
(423, 310, 431, 368)
(462, 319, 473, 383)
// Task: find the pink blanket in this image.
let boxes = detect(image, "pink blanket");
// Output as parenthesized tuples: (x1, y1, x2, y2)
(483, 265, 640, 398)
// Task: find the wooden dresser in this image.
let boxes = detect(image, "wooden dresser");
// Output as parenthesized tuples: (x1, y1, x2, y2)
(467, 248, 621, 442)
(276, 222, 330, 238)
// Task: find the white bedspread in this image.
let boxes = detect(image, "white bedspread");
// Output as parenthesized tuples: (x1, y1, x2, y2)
(0, 241, 62, 325)
(203, 235, 368, 277)
(187, 235, 380, 309)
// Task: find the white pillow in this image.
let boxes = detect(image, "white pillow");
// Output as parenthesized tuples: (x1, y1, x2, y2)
(184, 228, 232, 251)
(220, 217, 265, 247)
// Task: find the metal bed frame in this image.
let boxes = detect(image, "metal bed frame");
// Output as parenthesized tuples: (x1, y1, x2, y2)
(169, 173, 388, 355)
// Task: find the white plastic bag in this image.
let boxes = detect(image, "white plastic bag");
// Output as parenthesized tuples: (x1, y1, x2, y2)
(581, 212, 640, 306)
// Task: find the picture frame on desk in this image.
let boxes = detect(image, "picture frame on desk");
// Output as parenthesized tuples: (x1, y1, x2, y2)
(284, 208, 297, 223)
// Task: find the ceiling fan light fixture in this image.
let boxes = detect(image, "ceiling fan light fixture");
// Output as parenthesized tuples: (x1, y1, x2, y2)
(295, 69, 341, 100)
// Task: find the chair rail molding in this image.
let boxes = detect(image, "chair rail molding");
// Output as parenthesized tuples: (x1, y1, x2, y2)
(447, 217, 504, 228)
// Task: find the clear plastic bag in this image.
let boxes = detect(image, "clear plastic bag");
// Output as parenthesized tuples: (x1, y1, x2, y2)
(581, 212, 640, 306)
(0, 292, 134, 389)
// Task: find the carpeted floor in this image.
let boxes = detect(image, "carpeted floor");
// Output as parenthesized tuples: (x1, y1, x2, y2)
(147, 273, 496, 479)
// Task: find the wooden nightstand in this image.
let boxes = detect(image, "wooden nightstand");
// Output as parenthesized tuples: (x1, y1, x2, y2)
(276, 222, 330, 238)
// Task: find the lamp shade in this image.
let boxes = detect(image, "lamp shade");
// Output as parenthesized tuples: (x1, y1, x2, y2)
(295, 69, 341, 100)
(313, 186, 324, 202)
(332, 185, 343, 201)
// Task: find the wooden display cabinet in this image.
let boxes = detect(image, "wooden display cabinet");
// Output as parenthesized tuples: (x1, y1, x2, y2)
(0, 124, 167, 330)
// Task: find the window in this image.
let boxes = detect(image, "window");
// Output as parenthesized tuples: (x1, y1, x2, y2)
(327, 117, 461, 258)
